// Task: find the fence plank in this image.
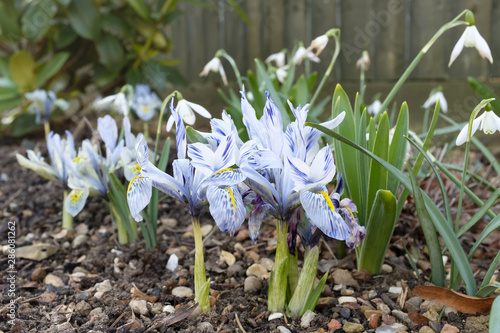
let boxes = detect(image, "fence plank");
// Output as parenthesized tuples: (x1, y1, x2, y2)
(409, 0, 447, 79)
(491, 1, 500, 77)
(370, 0, 406, 80)
(446, 0, 493, 79)
(224, 0, 248, 81)
(309, 0, 337, 79)
(339, 0, 372, 81)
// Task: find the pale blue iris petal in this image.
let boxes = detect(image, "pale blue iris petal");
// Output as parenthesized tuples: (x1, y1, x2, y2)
(83, 140, 100, 172)
(188, 142, 215, 174)
(127, 176, 152, 221)
(308, 145, 336, 185)
(241, 165, 279, 207)
(123, 117, 134, 148)
(284, 191, 301, 215)
(240, 90, 261, 142)
(124, 162, 140, 181)
(172, 159, 193, 188)
(300, 190, 350, 240)
(248, 202, 272, 242)
(97, 115, 118, 152)
(207, 186, 246, 234)
(135, 135, 149, 169)
(171, 101, 186, 159)
(201, 169, 245, 188)
(65, 188, 90, 217)
(214, 134, 236, 170)
(286, 156, 309, 190)
(16, 152, 59, 182)
(249, 149, 283, 170)
(141, 160, 189, 201)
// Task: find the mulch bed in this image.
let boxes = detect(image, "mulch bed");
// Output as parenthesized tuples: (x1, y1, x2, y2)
(0, 137, 498, 333)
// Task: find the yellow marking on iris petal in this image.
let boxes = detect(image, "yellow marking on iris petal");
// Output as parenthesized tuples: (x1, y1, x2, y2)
(316, 191, 336, 212)
(224, 187, 236, 212)
(127, 176, 144, 195)
(345, 207, 356, 222)
(132, 163, 141, 173)
(73, 156, 86, 163)
(71, 190, 83, 204)
(215, 168, 235, 174)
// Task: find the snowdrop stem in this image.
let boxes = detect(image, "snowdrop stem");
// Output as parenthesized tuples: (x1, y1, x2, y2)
(310, 29, 341, 110)
(62, 190, 74, 230)
(219, 50, 243, 88)
(268, 220, 290, 312)
(192, 217, 210, 312)
(374, 10, 469, 122)
(154, 91, 179, 159)
(359, 54, 367, 106)
(454, 98, 493, 231)
(143, 122, 149, 142)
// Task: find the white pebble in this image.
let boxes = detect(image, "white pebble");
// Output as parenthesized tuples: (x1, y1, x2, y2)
(268, 312, 283, 321)
(166, 254, 178, 271)
(338, 296, 357, 304)
(163, 305, 175, 313)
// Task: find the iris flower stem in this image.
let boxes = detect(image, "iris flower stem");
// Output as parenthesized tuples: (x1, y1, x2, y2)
(192, 217, 211, 312)
(288, 246, 319, 318)
(268, 220, 289, 313)
(143, 122, 149, 142)
(111, 204, 129, 245)
(62, 190, 73, 230)
(43, 120, 50, 139)
(374, 10, 468, 122)
(309, 29, 341, 110)
(288, 250, 298, 297)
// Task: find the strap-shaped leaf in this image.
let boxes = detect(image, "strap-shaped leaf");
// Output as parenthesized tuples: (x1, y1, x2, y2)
(408, 162, 444, 287)
(366, 113, 389, 218)
(388, 103, 409, 194)
(307, 122, 477, 295)
(358, 190, 396, 274)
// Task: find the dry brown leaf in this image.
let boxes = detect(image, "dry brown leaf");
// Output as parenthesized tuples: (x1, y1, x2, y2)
(17, 244, 58, 261)
(408, 312, 430, 326)
(413, 286, 495, 315)
(131, 286, 158, 303)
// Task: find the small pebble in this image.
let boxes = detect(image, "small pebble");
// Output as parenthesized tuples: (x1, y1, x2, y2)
(277, 326, 291, 333)
(268, 312, 283, 321)
(72, 234, 88, 248)
(44, 274, 65, 288)
(234, 243, 246, 253)
(95, 280, 112, 293)
(160, 216, 178, 228)
(220, 250, 236, 266)
(340, 308, 351, 319)
(129, 299, 148, 315)
(377, 303, 391, 314)
(258, 258, 274, 271)
(440, 323, 459, 333)
(341, 288, 355, 296)
(338, 296, 357, 304)
(418, 326, 434, 333)
(163, 305, 175, 313)
(388, 286, 402, 295)
(343, 322, 364, 333)
(246, 264, 268, 279)
(172, 286, 193, 297)
(244, 276, 262, 294)
(428, 321, 441, 333)
(328, 318, 342, 331)
(75, 301, 92, 316)
(375, 323, 407, 333)
(201, 224, 213, 237)
(381, 264, 393, 273)
(300, 310, 316, 328)
(166, 254, 178, 271)
(333, 284, 343, 291)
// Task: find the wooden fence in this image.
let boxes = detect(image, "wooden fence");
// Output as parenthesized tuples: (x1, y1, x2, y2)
(166, 0, 499, 85)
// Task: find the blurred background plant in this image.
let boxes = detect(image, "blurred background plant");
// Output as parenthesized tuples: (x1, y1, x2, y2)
(0, 0, 249, 136)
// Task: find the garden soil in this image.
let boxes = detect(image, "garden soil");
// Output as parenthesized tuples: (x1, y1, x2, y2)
(1, 137, 499, 333)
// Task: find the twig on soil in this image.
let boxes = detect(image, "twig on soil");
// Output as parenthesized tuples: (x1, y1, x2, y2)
(110, 310, 129, 328)
(244, 242, 266, 251)
(321, 239, 337, 260)
(4, 188, 22, 206)
(235, 313, 247, 333)
(253, 311, 266, 321)
(19, 295, 42, 303)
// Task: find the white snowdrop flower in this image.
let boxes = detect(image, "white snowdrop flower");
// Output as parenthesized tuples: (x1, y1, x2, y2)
(166, 99, 212, 131)
(307, 34, 329, 56)
(423, 91, 448, 113)
(265, 51, 286, 68)
(456, 110, 500, 146)
(292, 46, 320, 65)
(449, 25, 493, 67)
(200, 57, 228, 86)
